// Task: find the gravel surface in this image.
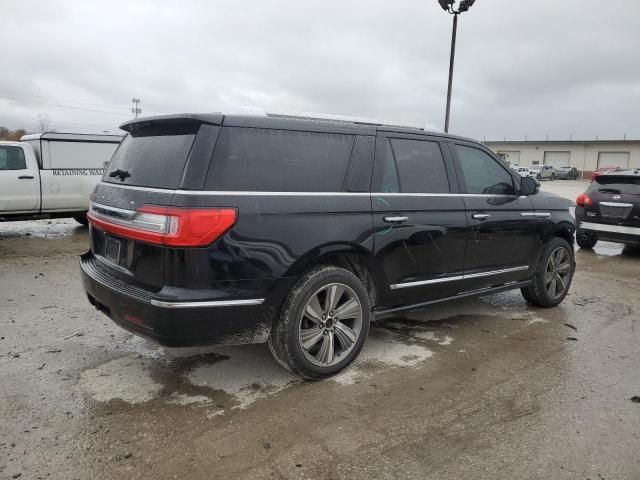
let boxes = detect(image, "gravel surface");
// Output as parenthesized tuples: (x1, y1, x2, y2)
(1, 181, 639, 480)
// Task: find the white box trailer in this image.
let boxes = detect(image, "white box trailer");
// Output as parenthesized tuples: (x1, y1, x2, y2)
(0, 132, 123, 223)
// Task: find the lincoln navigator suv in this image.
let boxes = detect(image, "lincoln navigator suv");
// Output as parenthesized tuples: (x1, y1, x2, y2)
(81, 113, 576, 379)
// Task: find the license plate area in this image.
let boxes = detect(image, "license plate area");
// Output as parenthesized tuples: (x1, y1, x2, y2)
(104, 235, 122, 265)
(600, 204, 631, 219)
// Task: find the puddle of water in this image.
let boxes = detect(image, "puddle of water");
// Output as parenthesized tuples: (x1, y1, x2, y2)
(332, 328, 433, 385)
(79, 324, 441, 409)
(167, 393, 213, 406)
(187, 345, 299, 409)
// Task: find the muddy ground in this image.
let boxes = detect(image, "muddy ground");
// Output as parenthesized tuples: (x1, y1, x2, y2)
(1, 181, 639, 480)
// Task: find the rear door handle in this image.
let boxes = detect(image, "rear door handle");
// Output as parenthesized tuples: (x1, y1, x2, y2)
(384, 216, 408, 224)
(472, 213, 491, 220)
(18, 175, 35, 180)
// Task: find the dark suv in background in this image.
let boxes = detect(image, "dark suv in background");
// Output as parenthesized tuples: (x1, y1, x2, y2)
(81, 113, 576, 379)
(576, 169, 640, 249)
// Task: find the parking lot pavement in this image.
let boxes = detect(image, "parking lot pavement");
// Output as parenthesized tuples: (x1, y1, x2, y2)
(1, 184, 639, 480)
(539, 178, 589, 202)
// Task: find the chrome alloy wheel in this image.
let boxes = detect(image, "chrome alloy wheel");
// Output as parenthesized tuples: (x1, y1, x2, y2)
(298, 283, 363, 367)
(545, 246, 572, 299)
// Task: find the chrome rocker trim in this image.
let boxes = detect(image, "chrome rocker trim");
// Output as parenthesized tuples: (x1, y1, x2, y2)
(390, 265, 529, 290)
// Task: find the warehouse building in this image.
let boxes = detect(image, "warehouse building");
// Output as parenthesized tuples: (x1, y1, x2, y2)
(484, 139, 640, 178)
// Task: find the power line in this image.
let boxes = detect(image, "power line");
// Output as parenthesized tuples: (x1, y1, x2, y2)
(0, 93, 131, 116)
(0, 88, 163, 116)
(0, 114, 118, 130)
(0, 88, 133, 110)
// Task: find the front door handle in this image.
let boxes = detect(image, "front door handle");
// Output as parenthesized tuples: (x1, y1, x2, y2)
(384, 216, 408, 224)
(472, 213, 491, 220)
(18, 175, 35, 180)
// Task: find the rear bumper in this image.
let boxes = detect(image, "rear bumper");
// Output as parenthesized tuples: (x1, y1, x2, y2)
(578, 221, 640, 244)
(80, 252, 282, 346)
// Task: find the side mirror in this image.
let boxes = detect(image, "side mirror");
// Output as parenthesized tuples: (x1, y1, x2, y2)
(520, 176, 540, 196)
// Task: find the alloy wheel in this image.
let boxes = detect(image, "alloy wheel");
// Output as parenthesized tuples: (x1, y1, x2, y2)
(298, 283, 363, 367)
(545, 247, 572, 299)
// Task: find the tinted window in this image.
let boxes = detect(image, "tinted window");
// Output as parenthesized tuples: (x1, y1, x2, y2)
(378, 140, 400, 193)
(590, 175, 640, 195)
(390, 139, 449, 193)
(342, 136, 375, 192)
(455, 145, 515, 195)
(0, 146, 26, 170)
(205, 127, 354, 192)
(104, 122, 198, 189)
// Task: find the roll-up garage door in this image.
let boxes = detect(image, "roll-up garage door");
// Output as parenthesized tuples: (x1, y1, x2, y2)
(543, 151, 571, 168)
(597, 152, 630, 169)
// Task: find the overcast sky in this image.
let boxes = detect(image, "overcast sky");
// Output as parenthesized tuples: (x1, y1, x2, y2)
(1, 0, 639, 140)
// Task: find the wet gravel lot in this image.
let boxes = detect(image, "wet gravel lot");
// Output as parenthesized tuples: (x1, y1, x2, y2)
(1, 180, 639, 480)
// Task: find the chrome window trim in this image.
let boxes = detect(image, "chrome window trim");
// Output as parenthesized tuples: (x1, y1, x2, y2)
(579, 222, 640, 235)
(149, 298, 265, 308)
(100, 183, 515, 198)
(390, 265, 529, 290)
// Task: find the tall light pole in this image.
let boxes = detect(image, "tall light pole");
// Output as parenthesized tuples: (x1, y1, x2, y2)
(437, 0, 476, 133)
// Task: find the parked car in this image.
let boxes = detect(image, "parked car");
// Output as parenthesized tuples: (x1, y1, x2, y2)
(590, 166, 622, 181)
(514, 166, 532, 177)
(555, 166, 579, 180)
(529, 164, 556, 180)
(575, 169, 640, 249)
(81, 112, 576, 379)
(0, 133, 123, 224)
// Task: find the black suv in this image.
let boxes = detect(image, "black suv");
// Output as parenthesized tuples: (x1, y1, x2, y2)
(576, 169, 640, 249)
(81, 113, 576, 379)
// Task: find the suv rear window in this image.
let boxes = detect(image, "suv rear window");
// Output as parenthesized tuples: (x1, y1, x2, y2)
(204, 127, 354, 192)
(103, 122, 198, 189)
(591, 175, 640, 195)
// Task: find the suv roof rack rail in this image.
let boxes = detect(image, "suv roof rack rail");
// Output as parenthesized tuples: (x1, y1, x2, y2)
(226, 106, 434, 132)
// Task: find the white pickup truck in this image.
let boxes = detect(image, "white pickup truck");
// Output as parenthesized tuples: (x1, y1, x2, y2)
(0, 132, 123, 224)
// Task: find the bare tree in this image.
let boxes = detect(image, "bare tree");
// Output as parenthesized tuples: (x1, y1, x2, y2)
(37, 113, 51, 132)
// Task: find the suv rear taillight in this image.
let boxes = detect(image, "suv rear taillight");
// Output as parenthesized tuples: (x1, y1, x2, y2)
(88, 202, 237, 247)
(576, 193, 592, 207)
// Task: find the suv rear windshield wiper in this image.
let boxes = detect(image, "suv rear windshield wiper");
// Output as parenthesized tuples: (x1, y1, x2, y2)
(108, 169, 131, 181)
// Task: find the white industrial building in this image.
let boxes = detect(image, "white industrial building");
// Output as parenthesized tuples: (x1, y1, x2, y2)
(484, 139, 640, 178)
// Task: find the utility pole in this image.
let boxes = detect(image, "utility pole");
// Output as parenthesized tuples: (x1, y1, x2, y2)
(437, 0, 477, 133)
(131, 98, 142, 118)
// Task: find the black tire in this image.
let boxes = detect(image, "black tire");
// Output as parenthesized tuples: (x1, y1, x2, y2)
(576, 232, 598, 249)
(536, 173, 542, 180)
(268, 265, 371, 380)
(73, 212, 89, 226)
(521, 237, 575, 308)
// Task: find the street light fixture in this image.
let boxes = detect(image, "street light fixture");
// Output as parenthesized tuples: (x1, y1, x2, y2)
(437, 0, 477, 132)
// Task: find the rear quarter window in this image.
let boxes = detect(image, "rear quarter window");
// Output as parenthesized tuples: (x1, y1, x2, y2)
(103, 122, 199, 189)
(204, 127, 355, 192)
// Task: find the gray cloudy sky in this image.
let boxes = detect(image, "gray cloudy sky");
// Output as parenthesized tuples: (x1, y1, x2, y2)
(2, 0, 639, 140)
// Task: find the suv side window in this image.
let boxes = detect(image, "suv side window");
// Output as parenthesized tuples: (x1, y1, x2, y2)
(205, 127, 354, 192)
(0, 146, 27, 170)
(454, 145, 516, 195)
(376, 138, 449, 193)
